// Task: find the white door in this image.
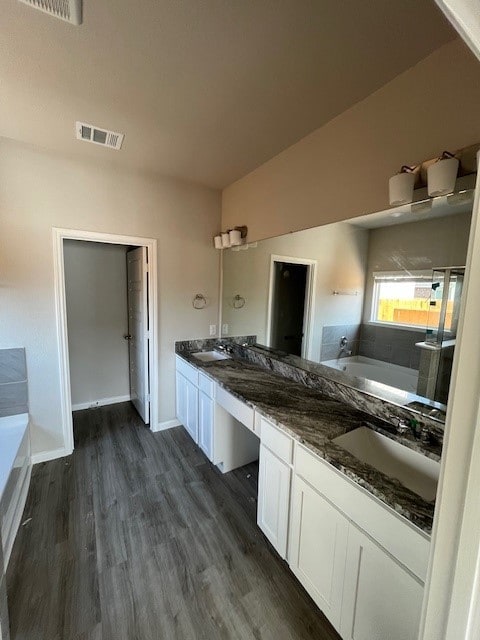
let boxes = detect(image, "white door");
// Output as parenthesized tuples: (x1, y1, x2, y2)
(127, 247, 150, 424)
(257, 444, 291, 559)
(288, 475, 348, 632)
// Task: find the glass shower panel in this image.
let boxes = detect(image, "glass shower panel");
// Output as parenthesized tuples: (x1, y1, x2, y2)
(425, 267, 465, 345)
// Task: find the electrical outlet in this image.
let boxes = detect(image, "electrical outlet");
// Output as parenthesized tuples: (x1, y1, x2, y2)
(209, 324, 216, 336)
(222, 323, 229, 334)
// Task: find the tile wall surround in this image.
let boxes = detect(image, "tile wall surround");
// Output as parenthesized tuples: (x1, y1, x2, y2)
(175, 337, 444, 442)
(319, 324, 360, 361)
(358, 324, 424, 370)
(417, 344, 455, 406)
(0, 349, 28, 418)
(320, 323, 424, 370)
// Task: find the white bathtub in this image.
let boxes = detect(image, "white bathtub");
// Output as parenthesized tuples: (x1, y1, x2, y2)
(0, 413, 31, 568)
(321, 355, 419, 394)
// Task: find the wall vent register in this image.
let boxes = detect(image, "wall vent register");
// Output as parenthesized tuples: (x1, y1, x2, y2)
(75, 122, 125, 151)
(18, 0, 82, 25)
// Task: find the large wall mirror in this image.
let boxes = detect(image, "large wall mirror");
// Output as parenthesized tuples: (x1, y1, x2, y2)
(221, 192, 474, 424)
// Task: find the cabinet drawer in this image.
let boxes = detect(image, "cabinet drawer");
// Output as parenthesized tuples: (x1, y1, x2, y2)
(175, 355, 198, 386)
(215, 386, 254, 431)
(259, 416, 293, 465)
(295, 444, 430, 582)
(198, 372, 214, 398)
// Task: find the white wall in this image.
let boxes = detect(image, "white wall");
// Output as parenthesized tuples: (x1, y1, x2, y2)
(64, 240, 130, 409)
(0, 138, 221, 458)
(222, 222, 368, 360)
(222, 39, 480, 241)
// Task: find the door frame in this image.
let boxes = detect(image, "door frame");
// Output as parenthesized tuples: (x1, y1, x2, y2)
(266, 254, 317, 359)
(52, 228, 159, 454)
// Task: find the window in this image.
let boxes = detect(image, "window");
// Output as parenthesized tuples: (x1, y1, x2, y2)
(371, 271, 433, 329)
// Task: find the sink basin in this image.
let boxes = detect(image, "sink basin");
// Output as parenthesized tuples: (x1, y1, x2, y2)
(191, 350, 231, 362)
(333, 427, 440, 501)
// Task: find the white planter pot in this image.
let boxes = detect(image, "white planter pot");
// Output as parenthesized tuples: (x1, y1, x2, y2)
(427, 157, 459, 197)
(389, 172, 415, 206)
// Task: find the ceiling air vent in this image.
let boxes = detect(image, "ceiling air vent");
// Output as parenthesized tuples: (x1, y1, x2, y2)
(75, 122, 125, 151)
(18, 0, 82, 25)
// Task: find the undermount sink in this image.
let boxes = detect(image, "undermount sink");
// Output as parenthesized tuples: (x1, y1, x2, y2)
(333, 427, 440, 502)
(191, 350, 231, 362)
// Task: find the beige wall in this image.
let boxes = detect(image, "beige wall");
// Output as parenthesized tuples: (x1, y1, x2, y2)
(222, 222, 368, 360)
(64, 240, 130, 408)
(362, 211, 472, 323)
(0, 138, 221, 457)
(222, 39, 480, 241)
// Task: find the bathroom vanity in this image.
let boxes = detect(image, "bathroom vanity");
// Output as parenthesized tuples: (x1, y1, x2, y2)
(175, 340, 440, 640)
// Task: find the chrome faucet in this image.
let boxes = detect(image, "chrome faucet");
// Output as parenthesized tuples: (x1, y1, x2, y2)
(388, 415, 432, 443)
(216, 342, 234, 354)
(339, 336, 352, 357)
(388, 415, 411, 436)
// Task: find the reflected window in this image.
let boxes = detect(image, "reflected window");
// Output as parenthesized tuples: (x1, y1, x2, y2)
(371, 271, 433, 328)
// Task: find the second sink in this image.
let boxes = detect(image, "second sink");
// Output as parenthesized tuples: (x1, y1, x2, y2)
(191, 350, 231, 362)
(333, 427, 440, 502)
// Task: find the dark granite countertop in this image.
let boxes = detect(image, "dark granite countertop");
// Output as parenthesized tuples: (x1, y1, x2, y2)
(177, 350, 438, 535)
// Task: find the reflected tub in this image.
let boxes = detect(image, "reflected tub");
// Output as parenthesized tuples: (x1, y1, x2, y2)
(320, 355, 419, 394)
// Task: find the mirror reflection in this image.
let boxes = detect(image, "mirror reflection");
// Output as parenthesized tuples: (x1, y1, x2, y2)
(221, 195, 473, 423)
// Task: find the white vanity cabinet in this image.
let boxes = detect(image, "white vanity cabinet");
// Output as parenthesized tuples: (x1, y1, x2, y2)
(340, 525, 424, 640)
(175, 354, 428, 640)
(257, 417, 293, 559)
(289, 444, 430, 640)
(175, 357, 258, 470)
(175, 370, 187, 427)
(175, 357, 199, 443)
(198, 373, 215, 459)
(289, 475, 348, 631)
(175, 373, 198, 442)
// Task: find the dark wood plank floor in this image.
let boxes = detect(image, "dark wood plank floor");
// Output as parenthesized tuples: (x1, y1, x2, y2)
(7, 402, 340, 640)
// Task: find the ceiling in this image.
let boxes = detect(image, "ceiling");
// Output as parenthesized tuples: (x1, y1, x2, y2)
(0, 0, 455, 189)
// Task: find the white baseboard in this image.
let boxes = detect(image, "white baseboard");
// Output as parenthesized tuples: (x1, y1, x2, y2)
(72, 394, 131, 411)
(152, 419, 181, 432)
(31, 446, 72, 465)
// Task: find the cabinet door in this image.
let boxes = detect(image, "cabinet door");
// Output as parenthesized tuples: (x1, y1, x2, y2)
(175, 371, 187, 427)
(198, 391, 214, 460)
(185, 378, 198, 443)
(257, 444, 291, 559)
(340, 525, 424, 640)
(288, 476, 348, 632)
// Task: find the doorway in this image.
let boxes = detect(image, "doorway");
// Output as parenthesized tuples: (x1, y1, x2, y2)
(266, 255, 316, 359)
(53, 228, 158, 455)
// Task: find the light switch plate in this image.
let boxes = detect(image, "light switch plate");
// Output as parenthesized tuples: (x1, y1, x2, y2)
(209, 324, 216, 336)
(222, 323, 229, 334)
